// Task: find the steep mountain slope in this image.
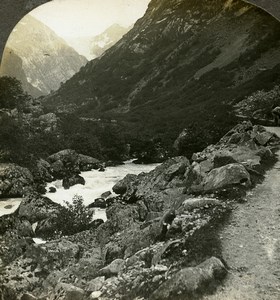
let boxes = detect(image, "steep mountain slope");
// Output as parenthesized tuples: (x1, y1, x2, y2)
(0, 47, 42, 97)
(46, 0, 280, 149)
(64, 24, 130, 61)
(0, 14, 87, 96)
(90, 24, 131, 59)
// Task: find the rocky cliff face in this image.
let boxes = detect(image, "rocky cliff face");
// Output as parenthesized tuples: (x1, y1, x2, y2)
(45, 0, 280, 147)
(90, 24, 131, 59)
(0, 14, 87, 96)
(0, 48, 42, 97)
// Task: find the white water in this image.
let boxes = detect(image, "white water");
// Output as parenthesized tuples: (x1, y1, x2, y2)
(45, 160, 159, 220)
(0, 198, 22, 217)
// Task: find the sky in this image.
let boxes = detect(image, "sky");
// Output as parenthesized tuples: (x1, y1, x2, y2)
(30, 0, 150, 38)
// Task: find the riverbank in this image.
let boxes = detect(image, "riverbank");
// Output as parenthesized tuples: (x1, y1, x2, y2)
(0, 122, 280, 300)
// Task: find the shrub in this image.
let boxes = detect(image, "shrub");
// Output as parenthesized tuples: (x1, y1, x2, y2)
(55, 195, 93, 236)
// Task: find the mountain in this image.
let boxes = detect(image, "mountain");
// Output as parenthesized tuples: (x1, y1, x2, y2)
(0, 14, 87, 96)
(45, 0, 280, 150)
(0, 47, 42, 97)
(64, 24, 130, 60)
(90, 24, 131, 59)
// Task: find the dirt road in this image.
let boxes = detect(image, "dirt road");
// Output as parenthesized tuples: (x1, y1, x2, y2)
(204, 127, 280, 300)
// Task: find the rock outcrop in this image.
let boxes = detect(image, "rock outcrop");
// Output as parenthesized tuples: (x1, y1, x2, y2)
(0, 164, 33, 197)
(47, 149, 101, 182)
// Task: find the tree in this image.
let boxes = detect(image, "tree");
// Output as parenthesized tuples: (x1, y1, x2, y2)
(0, 76, 30, 110)
(55, 195, 93, 236)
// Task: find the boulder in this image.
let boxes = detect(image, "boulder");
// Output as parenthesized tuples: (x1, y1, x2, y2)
(150, 257, 227, 300)
(35, 217, 58, 238)
(0, 285, 17, 300)
(21, 293, 37, 300)
(48, 150, 80, 179)
(254, 131, 274, 146)
(0, 164, 34, 197)
(88, 198, 106, 209)
(33, 159, 53, 183)
(194, 163, 251, 193)
(112, 174, 138, 195)
(62, 175, 85, 189)
(16, 219, 34, 237)
(182, 198, 221, 211)
(26, 240, 81, 272)
(78, 154, 101, 171)
(17, 194, 61, 224)
(90, 291, 102, 299)
(49, 187, 56, 193)
(101, 191, 112, 199)
(213, 154, 237, 168)
(99, 259, 125, 277)
(89, 219, 104, 230)
(54, 283, 84, 300)
(48, 149, 78, 164)
(87, 276, 105, 292)
(113, 157, 189, 205)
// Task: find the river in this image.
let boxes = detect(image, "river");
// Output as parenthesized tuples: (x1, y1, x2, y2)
(45, 160, 159, 220)
(0, 160, 159, 219)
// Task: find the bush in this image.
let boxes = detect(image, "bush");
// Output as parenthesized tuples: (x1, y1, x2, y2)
(55, 195, 93, 236)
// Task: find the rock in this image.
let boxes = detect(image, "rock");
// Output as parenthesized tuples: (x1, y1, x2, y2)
(33, 159, 53, 183)
(152, 264, 168, 273)
(21, 293, 37, 300)
(55, 283, 84, 300)
(89, 219, 104, 230)
(90, 291, 102, 299)
(17, 193, 60, 224)
(256, 147, 273, 160)
(26, 240, 81, 273)
(17, 219, 34, 237)
(196, 163, 251, 193)
(49, 186, 56, 193)
(0, 285, 17, 300)
(87, 276, 105, 292)
(48, 149, 78, 164)
(62, 175, 85, 189)
(254, 131, 274, 146)
(182, 198, 221, 210)
(101, 191, 112, 199)
(150, 257, 227, 300)
(99, 259, 125, 277)
(50, 160, 65, 179)
(35, 217, 58, 238)
(213, 154, 238, 168)
(88, 198, 106, 209)
(112, 174, 138, 195)
(48, 149, 80, 179)
(0, 164, 34, 197)
(113, 157, 189, 206)
(78, 154, 101, 171)
(228, 132, 242, 144)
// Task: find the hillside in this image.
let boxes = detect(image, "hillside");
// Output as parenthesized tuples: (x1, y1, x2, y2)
(0, 14, 87, 96)
(0, 48, 42, 97)
(90, 24, 131, 59)
(65, 24, 130, 60)
(45, 0, 280, 151)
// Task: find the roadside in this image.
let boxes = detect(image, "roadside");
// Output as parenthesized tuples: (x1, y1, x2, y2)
(204, 127, 280, 300)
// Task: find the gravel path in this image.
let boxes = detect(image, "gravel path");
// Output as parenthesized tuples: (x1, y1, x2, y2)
(204, 127, 280, 300)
